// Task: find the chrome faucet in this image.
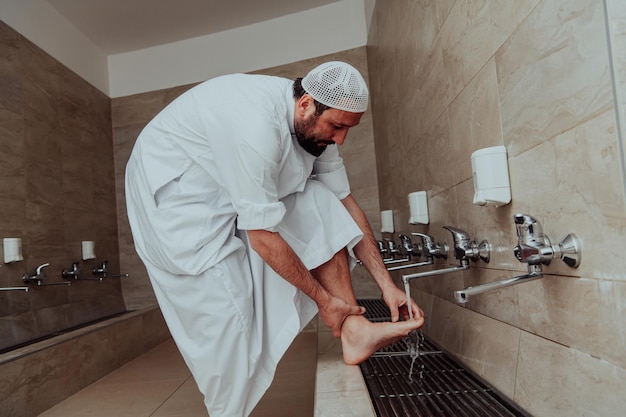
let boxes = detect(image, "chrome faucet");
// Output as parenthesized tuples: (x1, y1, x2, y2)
(92, 260, 129, 279)
(399, 234, 421, 258)
(413, 232, 448, 260)
(61, 261, 81, 280)
(382, 236, 411, 266)
(401, 227, 490, 283)
(386, 238, 401, 257)
(442, 226, 490, 263)
(454, 213, 581, 303)
(23, 263, 71, 287)
(23, 262, 49, 283)
(92, 260, 109, 276)
(386, 233, 436, 271)
(377, 240, 389, 259)
(513, 213, 580, 268)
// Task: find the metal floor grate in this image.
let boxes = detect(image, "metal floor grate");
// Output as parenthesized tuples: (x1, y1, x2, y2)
(357, 299, 530, 417)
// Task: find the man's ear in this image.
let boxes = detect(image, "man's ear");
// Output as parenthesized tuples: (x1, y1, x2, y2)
(296, 94, 316, 118)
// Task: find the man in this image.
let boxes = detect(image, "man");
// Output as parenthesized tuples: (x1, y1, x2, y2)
(125, 61, 424, 417)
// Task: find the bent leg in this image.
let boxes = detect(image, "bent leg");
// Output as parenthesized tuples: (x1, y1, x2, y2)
(311, 249, 424, 365)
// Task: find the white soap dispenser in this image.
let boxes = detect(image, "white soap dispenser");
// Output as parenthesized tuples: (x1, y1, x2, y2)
(380, 210, 394, 233)
(471, 145, 511, 207)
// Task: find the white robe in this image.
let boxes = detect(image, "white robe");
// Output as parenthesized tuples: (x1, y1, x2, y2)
(125, 74, 363, 417)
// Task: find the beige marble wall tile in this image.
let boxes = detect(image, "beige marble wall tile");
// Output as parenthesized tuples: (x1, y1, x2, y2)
(411, 289, 434, 334)
(519, 275, 626, 370)
(0, 358, 27, 417)
(111, 90, 170, 128)
(0, 105, 24, 157)
(428, 297, 520, 399)
(508, 110, 626, 280)
(0, 148, 26, 200)
(496, 0, 614, 155)
(424, 186, 458, 240)
(449, 58, 504, 168)
(0, 21, 123, 351)
(422, 109, 453, 196)
(598, 278, 626, 364)
(460, 267, 522, 328)
(369, 0, 626, 413)
(440, 0, 494, 97)
(489, 0, 542, 51)
(516, 331, 626, 417)
(607, 0, 626, 105)
(606, 0, 626, 202)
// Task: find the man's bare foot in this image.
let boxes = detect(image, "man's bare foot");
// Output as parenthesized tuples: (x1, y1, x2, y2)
(340, 314, 424, 365)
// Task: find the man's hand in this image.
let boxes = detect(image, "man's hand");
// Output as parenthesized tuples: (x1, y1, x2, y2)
(382, 285, 423, 322)
(318, 295, 366, 337)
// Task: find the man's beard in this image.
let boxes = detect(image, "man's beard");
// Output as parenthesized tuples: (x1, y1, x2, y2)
(294, 116, 335, 157)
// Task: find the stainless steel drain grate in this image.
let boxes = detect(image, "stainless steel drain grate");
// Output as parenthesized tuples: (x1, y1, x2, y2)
(359, 298, 397, 322)
(357, 299, 530, 417)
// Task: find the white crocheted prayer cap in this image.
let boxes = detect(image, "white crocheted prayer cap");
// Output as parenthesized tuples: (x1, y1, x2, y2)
(301, 61, 369, 113)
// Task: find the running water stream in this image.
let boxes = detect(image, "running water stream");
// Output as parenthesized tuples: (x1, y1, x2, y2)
(404, 281, 425, 382)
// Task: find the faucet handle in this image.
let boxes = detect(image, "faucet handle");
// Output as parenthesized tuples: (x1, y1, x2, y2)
(514, 213, 546, 243)
(36, 263, 50, 275)
(384, 238, 400, 255)
(512, 214, 581, 268)
(61, 261, 80, 279)
(442, 226, 471, 246)
(399, 234, 421, 257)
(412, 233, 448, 259)
(93, 260, 109, 275)
(442, 226, 490, 263)
(411, 232, 434, 248)
(377, 240, 388, 256)
(23, 262, 50, 283)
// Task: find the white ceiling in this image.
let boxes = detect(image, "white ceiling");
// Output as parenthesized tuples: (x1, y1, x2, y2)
(45, 0, 340, 55)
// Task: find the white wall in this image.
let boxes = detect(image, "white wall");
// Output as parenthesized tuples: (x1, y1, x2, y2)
(0, 0, 109, 94)
(0, 0, 369, 98)
(107, 0, 368, 97)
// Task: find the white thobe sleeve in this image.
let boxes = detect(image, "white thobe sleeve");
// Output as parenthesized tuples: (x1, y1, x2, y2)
(210, 114, 287, 232)
(312, 145, 351, 200)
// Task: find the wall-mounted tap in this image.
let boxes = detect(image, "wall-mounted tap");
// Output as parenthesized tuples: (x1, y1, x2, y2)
(377, 240, 389, 259)
(92, 260, 109, 276)
(23, 262, 49, 283)
(454, 213, 581, 303)
(23, 263, 71, 287)
(399, 234, 421, 258)
(513, 213, 580, 268)
(92, 260, 129, 279)
(386, 238, 400, 257)
(401, 226, 489, 284)
(412, 232, 448, 260)
(386, 233, 434, 271)
(442, 226, 490, 263)
(61, 262, 81, 280)
(382, 236, 411, 265)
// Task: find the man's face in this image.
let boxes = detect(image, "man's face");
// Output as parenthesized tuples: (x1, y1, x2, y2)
(294, 106, 364, 156)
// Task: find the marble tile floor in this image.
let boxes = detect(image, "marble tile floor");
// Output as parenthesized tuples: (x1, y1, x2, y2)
(37, 338, 376, 417)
